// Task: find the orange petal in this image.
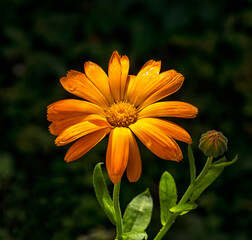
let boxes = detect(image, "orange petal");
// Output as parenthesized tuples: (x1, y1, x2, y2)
(106, 128, 130, 184)
(139, 101, 198, 119)
(120, 55, 129, 100)
(137, 60, 161, 78)
(127, 60, 161, 103)
(139, 118, 192, 144)
(47, 99, 105, 122)
(124, 75, 136, 101)
(84, 61, 114, 104)
(126, 131, 142, 182)
(137, 71, 184, 110)
(108, 51, 122, 101)
(49, 115, 91, 136)
(60, 70, 109, 109)
(64, 127, 111, 162)
(133, 70, 176, 107)
(129, 119, 183, 161)
(55, 118, 111, 146)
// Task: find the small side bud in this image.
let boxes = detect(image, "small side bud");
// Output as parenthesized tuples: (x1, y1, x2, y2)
(199, 130, 228, 157)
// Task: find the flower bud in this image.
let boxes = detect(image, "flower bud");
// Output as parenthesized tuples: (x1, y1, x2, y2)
(199, 130, 228, 157)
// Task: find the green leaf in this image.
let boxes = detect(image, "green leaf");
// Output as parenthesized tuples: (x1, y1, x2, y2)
(159, 171, 177, 225)
(170, 202, 198, 215)
(212, 156, 226, 165)
(211, 155, 238, 168)
(122, 231, 148, 240)
(190, 160, 226, 201)
(123, 189, 153, 233)
(188, 145, 196, 184)
(93, 163, 116, 225)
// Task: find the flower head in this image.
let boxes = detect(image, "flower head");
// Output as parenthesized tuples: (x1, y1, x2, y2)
(47, 51, 198, 183)
(199, 130, 228, 157)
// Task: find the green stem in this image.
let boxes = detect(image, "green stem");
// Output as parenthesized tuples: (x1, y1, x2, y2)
(178, 184, 194, 205)
(153, 213, 178, 240)
(154, 156, 214, 240)
(113, 181, 123, 240)
(194, 156, 213, 185)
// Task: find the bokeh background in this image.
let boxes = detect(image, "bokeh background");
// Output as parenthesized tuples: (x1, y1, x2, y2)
(1, 0, 252, 239)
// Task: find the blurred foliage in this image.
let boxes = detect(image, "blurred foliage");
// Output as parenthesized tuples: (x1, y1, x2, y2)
(1, 0, 252, 239)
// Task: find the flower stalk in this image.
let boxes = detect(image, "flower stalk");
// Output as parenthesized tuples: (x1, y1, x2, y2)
(113, 181, 123, 240)
(194, 156, 213, 185)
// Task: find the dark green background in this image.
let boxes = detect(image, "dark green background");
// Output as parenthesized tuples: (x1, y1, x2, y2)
(1, 0, 252, 239)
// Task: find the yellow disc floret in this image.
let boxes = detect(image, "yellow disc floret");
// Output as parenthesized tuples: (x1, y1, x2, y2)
(105, 101, 138, 127)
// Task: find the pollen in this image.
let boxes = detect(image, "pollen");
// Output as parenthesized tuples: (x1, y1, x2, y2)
(105, 101, 138, 127)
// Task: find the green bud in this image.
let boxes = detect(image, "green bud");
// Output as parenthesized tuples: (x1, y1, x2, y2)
(199, 130, 228, 157)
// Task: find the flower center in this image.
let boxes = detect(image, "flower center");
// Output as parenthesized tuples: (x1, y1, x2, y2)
(105, 101, 138, 127)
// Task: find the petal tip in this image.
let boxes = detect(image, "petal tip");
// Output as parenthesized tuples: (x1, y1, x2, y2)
(84, 61, 95, 70)
(194, 107, 199, 116)
(55, 137, 64, 146)
(174, 151, 183, 162)
(64, 155, 76, 163)
(187, 136, 193, 144)
(112, 50, 120, 56)
(110, 51, 120, 60)
(127, 175, 141, 183)
(49, 124, 57, 136)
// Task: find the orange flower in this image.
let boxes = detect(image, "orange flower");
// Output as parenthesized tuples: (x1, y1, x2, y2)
(47, 51, 198, 184)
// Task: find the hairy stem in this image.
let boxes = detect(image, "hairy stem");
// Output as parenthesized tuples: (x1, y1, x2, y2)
(113, 181, 123, 240)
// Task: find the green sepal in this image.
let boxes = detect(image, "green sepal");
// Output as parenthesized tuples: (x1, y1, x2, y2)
(170, 202, 198, 215)
(121, 231, 148, 240)
(159, 171, 177, 225)
(188, 145, 196, 184)
(123, 189, 153, 233)
(93, 163, 116, 225)
(190, 158, 226, 201)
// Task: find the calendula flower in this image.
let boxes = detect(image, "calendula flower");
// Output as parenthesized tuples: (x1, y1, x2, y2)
(47, 51, 198, 184)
